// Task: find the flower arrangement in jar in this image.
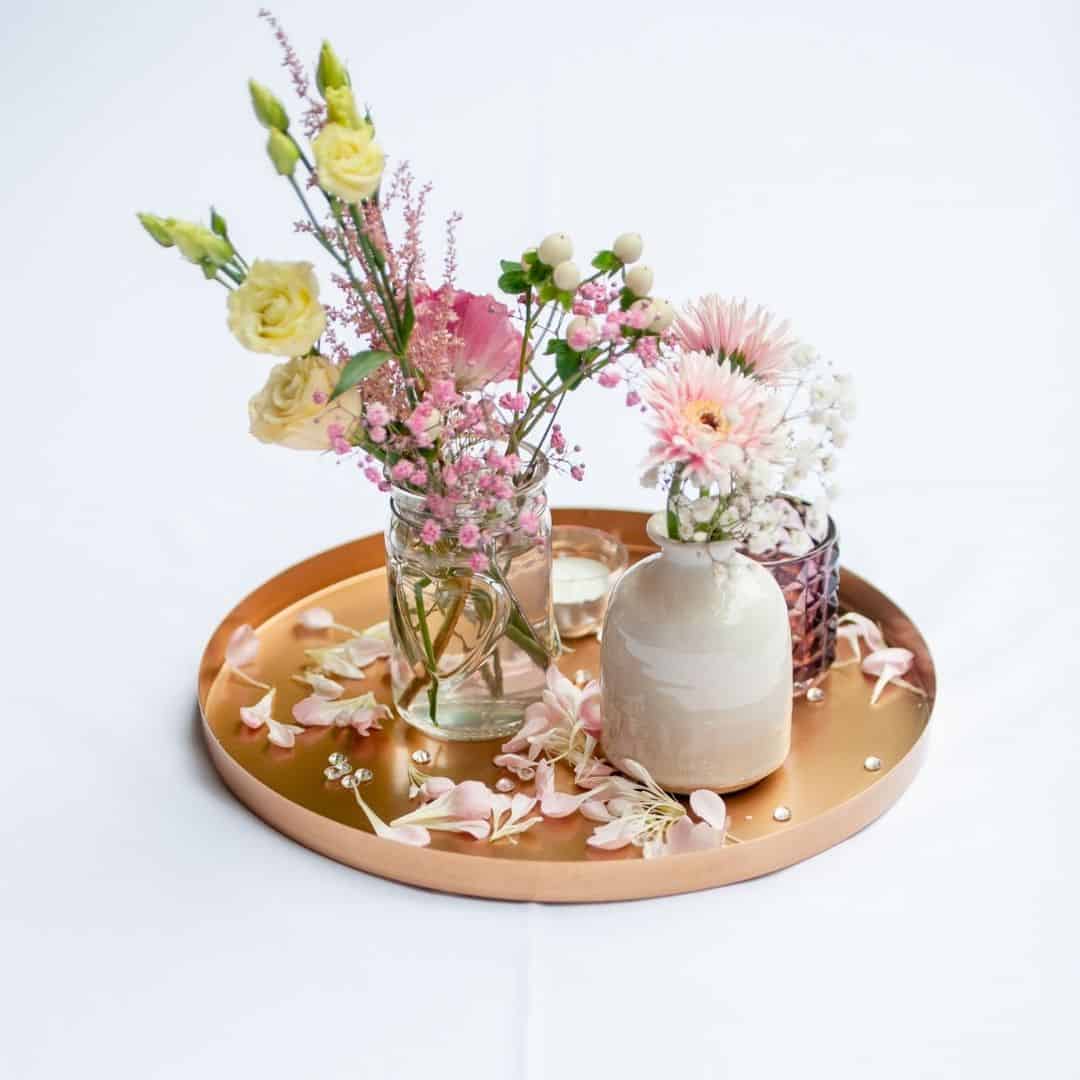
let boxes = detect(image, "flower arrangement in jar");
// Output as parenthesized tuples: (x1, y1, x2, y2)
(136, 16, 676, 739)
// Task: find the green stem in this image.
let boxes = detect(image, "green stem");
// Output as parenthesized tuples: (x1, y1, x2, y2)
(667, 465, 685, 540)
(413, 579, 440, 726)
(516, 294, 533, 394)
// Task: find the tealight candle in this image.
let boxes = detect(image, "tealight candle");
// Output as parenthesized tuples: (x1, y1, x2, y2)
(550, 526, 628, 639)
(552, 556, 611, 606)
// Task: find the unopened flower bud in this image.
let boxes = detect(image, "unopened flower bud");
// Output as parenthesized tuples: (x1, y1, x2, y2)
(538, 232, 573, 266)
(248, 79, 289, 131)
(137, 212, 174, 247)
(325, 84, 362, 129)
(165, 219, 233, 266)
(624, 264, 654, 297)
(552, 260, 580, 292)
(266, 129, 300, 176)
(646, 297, 675, 332)
(316, 41, 350, 95)
(566, 316, 596, 352)
(613, 232, 643, 263)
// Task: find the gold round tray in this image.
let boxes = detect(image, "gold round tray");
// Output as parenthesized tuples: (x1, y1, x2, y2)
(198, 508, 935, 902)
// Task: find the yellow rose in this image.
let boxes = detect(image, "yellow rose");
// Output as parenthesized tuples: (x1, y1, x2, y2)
(312, 122, 384, 203)
(226, 260, 326, 356)
(248, 354, 359, 450)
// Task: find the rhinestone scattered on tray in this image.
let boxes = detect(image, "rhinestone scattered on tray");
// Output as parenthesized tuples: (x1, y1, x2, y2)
(772, 806, 792, 823)
(863, 755, 882, 772)
(806, 686, 825, 702)
(341, 768, 373, 789)
(410, 749, 432, 765)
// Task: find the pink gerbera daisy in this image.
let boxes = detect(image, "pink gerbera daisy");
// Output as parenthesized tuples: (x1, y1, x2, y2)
(673, 296, 797, 383)
(641, 352, 779, 488)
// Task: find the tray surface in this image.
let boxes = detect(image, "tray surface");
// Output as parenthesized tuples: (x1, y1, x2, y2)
(198, 508, 935, 902)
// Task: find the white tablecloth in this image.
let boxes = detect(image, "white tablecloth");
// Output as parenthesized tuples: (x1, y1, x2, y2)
(3, 1, 1076, 1076)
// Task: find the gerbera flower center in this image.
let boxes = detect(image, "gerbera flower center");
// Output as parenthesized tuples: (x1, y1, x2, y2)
(684, 399, 730, 437)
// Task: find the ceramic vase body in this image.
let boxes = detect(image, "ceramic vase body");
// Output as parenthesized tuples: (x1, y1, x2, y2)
(600, 514, 792, 793)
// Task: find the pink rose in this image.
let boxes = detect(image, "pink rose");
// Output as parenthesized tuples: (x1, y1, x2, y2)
(414, 285, 524, 391)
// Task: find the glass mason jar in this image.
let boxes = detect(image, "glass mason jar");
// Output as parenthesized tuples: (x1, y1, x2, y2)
(751, 517, 840, 695)
(384, 453, 558, 741)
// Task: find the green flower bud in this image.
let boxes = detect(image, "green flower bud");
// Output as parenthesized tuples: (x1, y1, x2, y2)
(316, 41, 350, 95)
(248, 79, 289, 131)
(266, 129, 300, 176)
(165, 219, 234, 266)
(324, 85, 362, 129)
(137, 212, 174, 247)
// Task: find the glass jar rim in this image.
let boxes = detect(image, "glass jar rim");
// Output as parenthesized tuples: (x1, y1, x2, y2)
(389, 444, 548, 522)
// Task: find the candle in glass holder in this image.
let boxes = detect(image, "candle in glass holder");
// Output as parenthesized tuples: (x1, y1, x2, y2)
(551, 526, 628, 639)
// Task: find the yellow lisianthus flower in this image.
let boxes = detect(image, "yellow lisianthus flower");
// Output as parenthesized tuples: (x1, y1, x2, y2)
(226, 260, 326, 356)
(248, 354, 358, 449)
(312, 121, 384, 203)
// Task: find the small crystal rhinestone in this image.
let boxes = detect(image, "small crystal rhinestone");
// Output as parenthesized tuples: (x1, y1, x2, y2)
(340, 772, 360, 789)
(354, 767, 374, 784)
(411, 749, 432, 765)
(324, 762, 352, 780)
(495, 778, 515, 793)
(772, 806, 792, 823)
(864, 755, 882, 772)
(328, 752, 348, 768)
(806, 687, 825, 703)
(574, 669, 593, 687)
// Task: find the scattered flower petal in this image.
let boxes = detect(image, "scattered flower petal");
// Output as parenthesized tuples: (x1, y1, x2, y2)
(351, 789, 431, 846)
(837, 613, 886, 662)
(493, 752, 538, 780)
(689, 789, 728, 831)
(292, 692, 388, 734)
(226, 624, 259, 668)
(305, 643, 367, 679)
(291, 671, 345, 699)
(343, 634, 391, 667)
(586, 817, 640, 851)
(580, 799, 613, 823)
(297, 607, 335, 630)
(239, 687, 275, 730)
(266, 716, 306, 749)
(535, 760, 610, 818)
(862, 647, 921, 704)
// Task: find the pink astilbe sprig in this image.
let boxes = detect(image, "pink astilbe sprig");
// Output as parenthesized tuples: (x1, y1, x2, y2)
(257, 10, 325, 137)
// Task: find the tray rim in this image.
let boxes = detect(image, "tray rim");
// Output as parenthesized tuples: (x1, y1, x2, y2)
(197, 507, 936, 903)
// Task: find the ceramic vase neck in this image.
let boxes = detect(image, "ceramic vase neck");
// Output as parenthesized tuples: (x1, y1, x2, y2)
(645, 512, 738, 569)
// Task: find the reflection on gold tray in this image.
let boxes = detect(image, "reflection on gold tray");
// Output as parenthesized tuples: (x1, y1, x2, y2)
(198, 508, 935, 902)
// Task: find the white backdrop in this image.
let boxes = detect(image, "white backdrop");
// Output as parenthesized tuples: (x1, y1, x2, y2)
(2, 1, 1077, 1076)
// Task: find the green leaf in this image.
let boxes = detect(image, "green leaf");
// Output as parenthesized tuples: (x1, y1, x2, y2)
(527, 260, 550, 286)
(537, 282, 559, 305)
(591, 250, 620, 272)
(555, 288, 574, 311)
(210, 206, 229, 239)
(500, 259, 522, 274)
(551, 340, 584, 388)
(331, 350, 393, 400)
(401, 287, 416, 346)
(619, 286, 636, 311)
(497, 269, 530, 294)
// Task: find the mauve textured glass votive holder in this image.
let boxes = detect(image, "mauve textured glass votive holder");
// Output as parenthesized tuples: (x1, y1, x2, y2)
(751, 519, 840, 695)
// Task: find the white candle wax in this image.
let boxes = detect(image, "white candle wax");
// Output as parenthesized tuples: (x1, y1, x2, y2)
(552, 555, 610, 605)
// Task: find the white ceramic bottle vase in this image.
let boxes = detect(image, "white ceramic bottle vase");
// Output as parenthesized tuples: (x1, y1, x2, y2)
(600, 513, 792, 794)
